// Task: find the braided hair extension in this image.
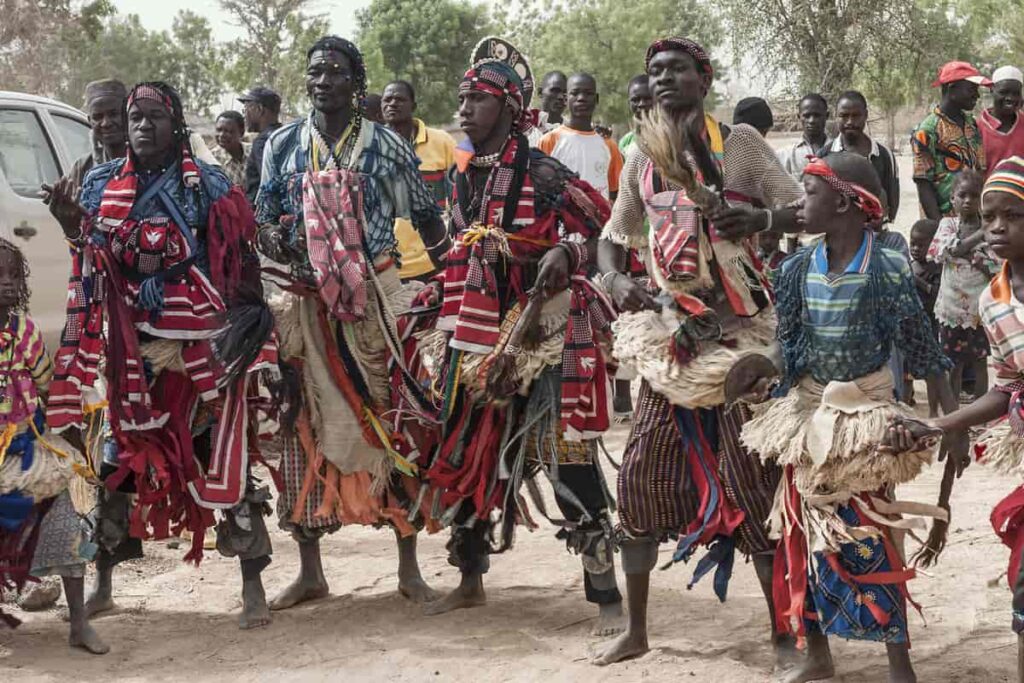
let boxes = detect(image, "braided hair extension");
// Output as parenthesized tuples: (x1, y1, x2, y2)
(0, 239, 31, 313)
(127, 81, 198, 164)
(307, 36, 368, 166)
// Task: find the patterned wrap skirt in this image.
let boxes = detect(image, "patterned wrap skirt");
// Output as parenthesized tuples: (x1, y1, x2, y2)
(617, 380, 778, 556)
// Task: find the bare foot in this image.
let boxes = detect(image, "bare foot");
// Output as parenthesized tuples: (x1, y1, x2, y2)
(776, 656, 835, 683)
(422, 581, 485, 616)
(591, 601, 626, 637)
(399, 576, 441, 603)
(269, 575, 329, 611)
(239, 578, 272, 630)
(774, 634, 802, 673)
(84, 591, 115, 618)
(592, 628, 649, 666)
(69, 622, 110, 654)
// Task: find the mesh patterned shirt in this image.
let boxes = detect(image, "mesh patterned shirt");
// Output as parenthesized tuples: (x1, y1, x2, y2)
(255, 118, 440, 261)
(604, 122, 802, 250)
(775, 230, 952, 385)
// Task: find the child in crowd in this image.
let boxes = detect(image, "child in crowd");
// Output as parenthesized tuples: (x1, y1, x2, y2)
(0, 239, 107, 653)
(756, 227, 788, 274)
(910, 218, 942, 414)
(737, 153, 962, 683)
(928, 169, 1000, 401)
(888, 156, 1024, 683)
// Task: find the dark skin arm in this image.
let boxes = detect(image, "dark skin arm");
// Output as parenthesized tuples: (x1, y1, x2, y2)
(39, 177, 86, 240)
(915, 179, 943, 221)
(597, 239, 659, 312)
(416, 213, 450, 270)
(948, 226, 986, 258)
(709, 204, 800, 241)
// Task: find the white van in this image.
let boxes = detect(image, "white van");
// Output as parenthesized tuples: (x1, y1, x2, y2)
(0, 91, 93, 338)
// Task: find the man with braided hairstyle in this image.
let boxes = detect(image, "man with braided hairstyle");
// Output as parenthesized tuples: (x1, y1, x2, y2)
(407, 37, 624, 634)
(44, 82, 283, 629)
(255, 36, 450, 609)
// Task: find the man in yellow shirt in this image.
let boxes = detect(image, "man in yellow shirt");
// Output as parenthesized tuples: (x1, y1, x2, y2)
(382, 80, 456, 281)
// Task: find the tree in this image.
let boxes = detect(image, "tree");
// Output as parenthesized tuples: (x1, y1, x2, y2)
(53, 11, 226, 115)
(721, 0, 932, 103)
(498, 0, 723, 127)
(219, 0, 328, 114)
(0, 0, 114, 96)
(356, 0, 495, 126)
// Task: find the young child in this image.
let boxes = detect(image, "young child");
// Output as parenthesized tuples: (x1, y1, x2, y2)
(0, 240, 107, 653)
(890, 156, 1024, 683)
(737, 153, 962, 683)
(910, 218, 942, 415)
(928, 170, 1000, 401)
(756, 227, 788, 273)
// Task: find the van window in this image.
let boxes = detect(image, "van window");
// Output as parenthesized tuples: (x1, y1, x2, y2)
(0, 109, 59, 197)
(51, 113, 93, 164)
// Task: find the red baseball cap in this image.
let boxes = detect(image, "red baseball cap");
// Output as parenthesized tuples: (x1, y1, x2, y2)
(932, 61, 993, 87)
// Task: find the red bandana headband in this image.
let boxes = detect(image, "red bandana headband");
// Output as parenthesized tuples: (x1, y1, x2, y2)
(128, 84, 173, 112)
(645, 37, 713, 80)
(802, 157, 884, 221)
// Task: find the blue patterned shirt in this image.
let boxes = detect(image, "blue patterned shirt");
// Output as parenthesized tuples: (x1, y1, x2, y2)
(775, 230, 951, 385)
(255, 117, 440, 261)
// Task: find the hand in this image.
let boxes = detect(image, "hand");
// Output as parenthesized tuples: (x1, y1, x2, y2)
(881, 416, 943, 454)
(257, 225, 289, 263)
(608, 272, 660, 313)
(594, 124, 613, 140)
(533, 246, 571, 297)
(938, 428, 971, 478)
(708, 205, 768, 241)
(39, 177, 86, 239)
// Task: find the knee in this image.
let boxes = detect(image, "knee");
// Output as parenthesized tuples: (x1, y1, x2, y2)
(619, 537, 658, 575)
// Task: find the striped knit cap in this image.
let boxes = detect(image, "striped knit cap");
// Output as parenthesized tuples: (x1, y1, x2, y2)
(984, 156, 1024, 202)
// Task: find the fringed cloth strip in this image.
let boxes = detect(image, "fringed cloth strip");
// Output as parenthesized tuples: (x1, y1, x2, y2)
(0, 497, 53, 628)
(315, 303, 416, 477)
(992, 485, 1024, 594)
(290, 407, 417, 536)
(772, 467, 922, 642)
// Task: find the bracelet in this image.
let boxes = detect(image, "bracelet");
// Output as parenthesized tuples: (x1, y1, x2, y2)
(762, 208, 773, 233)
(600, 270, 625, 291)
(425, 232, 451, 251)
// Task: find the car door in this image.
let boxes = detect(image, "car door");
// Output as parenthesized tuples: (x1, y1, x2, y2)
(0, 105, 72, 337)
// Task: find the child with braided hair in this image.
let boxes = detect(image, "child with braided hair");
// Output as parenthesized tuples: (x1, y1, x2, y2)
(0, 239, 107, 653)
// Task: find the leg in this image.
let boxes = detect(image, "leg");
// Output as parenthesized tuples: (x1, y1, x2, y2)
(971, 356, 989, 400)
(885, 642, 916, 683)
(395, 529, 439, 603)
(423, 519, 488, 616)
(552, 462, 624, 636)
(593, 537, 656, 665)
(927, 379, 940, 418)
(85, 551, 116, 617)
(1019, 634, 1024, 683)
(950, 361, 964, 399)
(63, 575, 109, 654)
(779, 628, 834, 683)
(613, 379, 633, 418)
(270, 535, 330, 610)
(752, 552, 798, 671)
(239, 556, 272, 629)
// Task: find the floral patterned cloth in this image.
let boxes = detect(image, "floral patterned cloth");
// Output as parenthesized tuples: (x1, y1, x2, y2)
(927, 216, 1000, 328)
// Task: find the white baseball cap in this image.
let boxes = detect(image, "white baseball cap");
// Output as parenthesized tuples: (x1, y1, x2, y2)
(992, 66, 1024, 85)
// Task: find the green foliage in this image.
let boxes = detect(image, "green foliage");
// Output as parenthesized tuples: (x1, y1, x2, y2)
(54, 11, 226, 115)
(356, 0, 495, 125)
(497, 0, 723, 127)
(218, 0, 329, 115)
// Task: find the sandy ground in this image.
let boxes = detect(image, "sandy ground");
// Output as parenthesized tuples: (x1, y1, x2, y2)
(3, 141, 1018, 681)
(0, 418, 1021, 683)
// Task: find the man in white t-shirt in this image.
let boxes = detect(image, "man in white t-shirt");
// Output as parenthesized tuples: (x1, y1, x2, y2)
(538, 73, 624, 201)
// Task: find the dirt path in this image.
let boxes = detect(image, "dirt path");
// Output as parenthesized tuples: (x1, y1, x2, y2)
(1, 421, 1020, 682)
